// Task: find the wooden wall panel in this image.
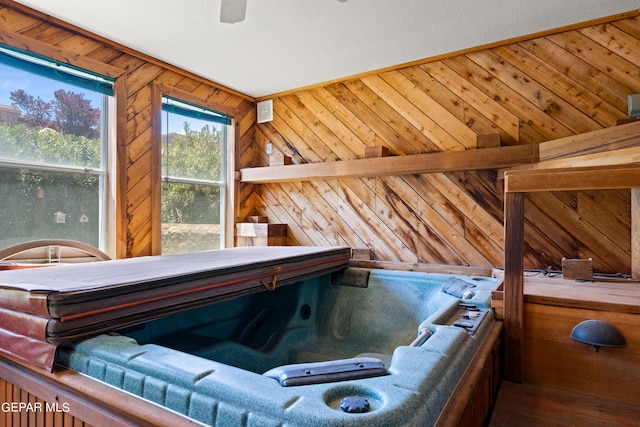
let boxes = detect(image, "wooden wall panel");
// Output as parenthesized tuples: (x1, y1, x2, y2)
(252, 15, 640, 274)
(0, 378, 91, 427)
(2, 1, 637, 273)
(525, 302, 640, 406)
(1, 0, 256, 258)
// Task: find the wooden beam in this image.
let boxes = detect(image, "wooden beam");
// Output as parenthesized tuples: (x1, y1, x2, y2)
(633, 188, 640, 279)
(515, 146, 640, 172)
(0, 28, 125, 79)
(504, 191, 525, 383)
(114, 76, 128, 259)
(498, 147, 640, 181)
(505, 164, 640, 193)
(240, 144, 539, 183)
(539, 119, 640, 162)
(502, 122, 640, 178)
(348, 259, 495, 276)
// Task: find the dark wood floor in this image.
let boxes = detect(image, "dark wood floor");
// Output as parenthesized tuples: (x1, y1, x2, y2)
(489, 381, 640, 427)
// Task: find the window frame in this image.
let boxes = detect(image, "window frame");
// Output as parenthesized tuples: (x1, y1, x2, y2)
(152, 83, 236, 254)
(0, 44, 118, 258)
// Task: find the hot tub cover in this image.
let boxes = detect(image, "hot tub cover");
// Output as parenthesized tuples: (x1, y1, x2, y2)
(0, 246, 350, 370)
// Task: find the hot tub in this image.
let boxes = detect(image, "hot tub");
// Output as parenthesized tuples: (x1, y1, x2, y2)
(57, 268, 501, 426)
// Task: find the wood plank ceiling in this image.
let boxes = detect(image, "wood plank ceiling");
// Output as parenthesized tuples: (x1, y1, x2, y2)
(248, 14, 640, 274)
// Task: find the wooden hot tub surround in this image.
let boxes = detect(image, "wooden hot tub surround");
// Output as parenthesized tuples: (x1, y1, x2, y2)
(501, 121, 640, 386)
(492, 274, 640, 406)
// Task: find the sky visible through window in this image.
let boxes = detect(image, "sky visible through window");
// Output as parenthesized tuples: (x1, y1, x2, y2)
(164, 108, 219, 136)
(0, 62, 102, 110)
(0, 61, 205, 135)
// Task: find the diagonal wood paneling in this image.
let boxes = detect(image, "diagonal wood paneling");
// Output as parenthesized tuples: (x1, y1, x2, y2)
(2, 1, 637, 273)
(252, 15, 640, 274)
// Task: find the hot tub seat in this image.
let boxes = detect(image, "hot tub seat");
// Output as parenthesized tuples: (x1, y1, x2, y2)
(59, 327, 485, 426)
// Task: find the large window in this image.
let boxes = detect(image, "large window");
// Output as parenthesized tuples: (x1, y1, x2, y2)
(161, 96, 230, 254)
(0, 45, 114, 254)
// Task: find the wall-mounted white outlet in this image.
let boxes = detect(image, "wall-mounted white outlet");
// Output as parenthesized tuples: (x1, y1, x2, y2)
(266, 143, 273, 155)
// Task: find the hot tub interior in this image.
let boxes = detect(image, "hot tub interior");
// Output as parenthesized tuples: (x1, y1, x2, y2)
(121, 268, 498, 373)
(58, 268, 502, 426)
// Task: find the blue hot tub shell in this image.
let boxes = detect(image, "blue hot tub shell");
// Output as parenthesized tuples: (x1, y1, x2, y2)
(57, 268, 501, 426)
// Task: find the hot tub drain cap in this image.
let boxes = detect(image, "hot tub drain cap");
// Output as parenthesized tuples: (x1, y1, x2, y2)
(340, 396, 370, 413)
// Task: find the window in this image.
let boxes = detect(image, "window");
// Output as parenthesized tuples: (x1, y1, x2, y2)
(161, 96, 230, 254)
(0, 45, 114, 254)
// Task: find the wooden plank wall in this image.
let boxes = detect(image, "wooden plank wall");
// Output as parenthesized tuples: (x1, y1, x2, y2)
(525, 302, 640, 406)
(1, 1, 637, 273)
(1, 378, 91, 427)
(251, 14, 640, 274)
(0, 0, 256, 259)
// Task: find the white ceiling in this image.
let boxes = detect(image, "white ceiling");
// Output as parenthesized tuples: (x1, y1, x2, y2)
(12, 0, 640, 99)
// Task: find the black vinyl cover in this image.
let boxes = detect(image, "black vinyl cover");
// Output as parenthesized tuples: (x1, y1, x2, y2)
(0, 246, 351, 370)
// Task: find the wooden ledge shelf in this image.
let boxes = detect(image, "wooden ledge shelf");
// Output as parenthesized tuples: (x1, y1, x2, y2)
(539, 119, 640, 162)
(505, 163, 640, 193)
(522, 274, 640, 314)
(492, 274, 640, 316)
(240, 144, 539, 183)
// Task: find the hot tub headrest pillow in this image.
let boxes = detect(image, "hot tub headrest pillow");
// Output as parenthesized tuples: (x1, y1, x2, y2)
(263, 357, 388, 387)
(441, 277, 476, 299)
